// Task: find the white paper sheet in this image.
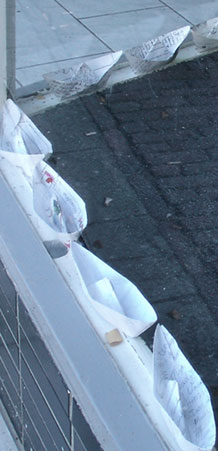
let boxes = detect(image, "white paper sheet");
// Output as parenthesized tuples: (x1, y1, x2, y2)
(125, 26, 190, 74)
(71, 242, 157, 337)
(0, 99, 53, 157)
(44, 51, 123, 98)
(0, 150, 44, 184)
(153, 325, 216, 451)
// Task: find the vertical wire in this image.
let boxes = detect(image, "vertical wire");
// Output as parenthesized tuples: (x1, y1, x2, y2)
(16, 294, 24, 445)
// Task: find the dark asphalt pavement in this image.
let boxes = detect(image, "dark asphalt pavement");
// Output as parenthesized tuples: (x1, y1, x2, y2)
(33, 50, 218, 440)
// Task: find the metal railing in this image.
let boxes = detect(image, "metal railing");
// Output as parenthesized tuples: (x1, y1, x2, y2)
(0, 258, 102, 450)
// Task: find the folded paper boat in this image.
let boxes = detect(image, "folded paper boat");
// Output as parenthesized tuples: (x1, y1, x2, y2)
(0, 151, 87, 251)
(0, 99, 53, 157)
(71, 242, 157, 337)
(125, 26, 190, 74)
(33, 160, 87, 236)
(153, 325, 216, 451)
(44, 51, 123, 98)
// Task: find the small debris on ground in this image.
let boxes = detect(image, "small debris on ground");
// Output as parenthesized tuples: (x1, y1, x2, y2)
(85, 131, 97, 136)
(106, 329, 123, 346)
(161, 111, 169, 119)
(49, 156, 57, 165)
(93, 239, 103, 249)
(168, 309, 181, 320)
(172, 224, 183, 230)
(36, 94, 45, 100)
(104, 197, 113, 207)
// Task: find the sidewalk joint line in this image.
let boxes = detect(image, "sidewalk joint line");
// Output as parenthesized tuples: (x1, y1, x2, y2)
(78, 6, 165, 20)
(16, 52, 110, 70)
(53, 0, 114, 52)
(158, 0, 194, 25)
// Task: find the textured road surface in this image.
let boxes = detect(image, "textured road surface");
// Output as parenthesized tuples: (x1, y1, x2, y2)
(33, 51, 218, 439)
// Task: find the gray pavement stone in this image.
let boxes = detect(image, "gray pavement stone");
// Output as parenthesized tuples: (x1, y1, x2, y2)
(33, 99, 106, 153)
(178, 199, 218, 216)
(159, 224, 205, 273)
(115, 109, 162, 123)
(49, 148, 146, 223)
(163, 188, 200, 206)
(180, 214, 218, 231)
(137, 273, 197, 303)
(150, 163, 182, 177)
(182, 161, 218, 175)
(81, 96, 117, 131)
(33, 49, 218, 439)
(111, 255, 183, 283)
(141, 149, 209, 165)
(82, 216, 162, 260)
(157, 173, 218, 189)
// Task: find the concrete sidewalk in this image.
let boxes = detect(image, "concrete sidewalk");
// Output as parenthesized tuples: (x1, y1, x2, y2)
(14, 0, 218, 87)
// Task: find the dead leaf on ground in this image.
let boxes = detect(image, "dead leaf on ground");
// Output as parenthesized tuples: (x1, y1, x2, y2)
(168, 309, 181, 320)
(93, 239, 103, 249)
(161, 111, 169, 119)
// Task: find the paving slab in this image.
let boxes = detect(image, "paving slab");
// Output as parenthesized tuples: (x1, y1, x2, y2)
(16, 4, 109, 68)
(163, 0, 218, 24)
(81, 8, 190, 51)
